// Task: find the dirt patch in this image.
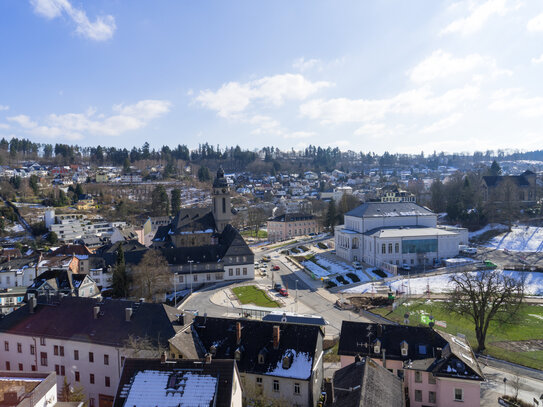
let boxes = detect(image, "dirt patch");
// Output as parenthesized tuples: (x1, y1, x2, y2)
(491, 339, 543, 352)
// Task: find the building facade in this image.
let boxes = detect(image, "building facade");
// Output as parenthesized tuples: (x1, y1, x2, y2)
(267, 213, 320, 242)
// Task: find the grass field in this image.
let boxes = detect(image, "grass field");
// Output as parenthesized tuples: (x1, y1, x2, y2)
(371, 300, 543, 369)
(232, 285, 280, 308)
(241, 230, 268, 239)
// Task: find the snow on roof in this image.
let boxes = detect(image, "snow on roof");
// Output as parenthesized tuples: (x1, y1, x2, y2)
(123, 370, 218, 407)
(267, 350, 313, 379)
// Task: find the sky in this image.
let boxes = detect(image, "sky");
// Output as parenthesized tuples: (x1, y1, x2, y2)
(2, 0, 543, 154)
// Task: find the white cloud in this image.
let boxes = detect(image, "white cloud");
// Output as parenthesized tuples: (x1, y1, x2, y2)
(532, 54, 543, 64)
(0, 124, 10, 130)
(7, 99, 171, 140)
(300, 85, 479, 125)
(292, 58, 321, 72)
(527, 13, 543, 32)
(195, 73, 332, 118)
(0, 105, 9, 111)
(421, 113, 463, 134)
(441, 0, 513, 36)
(31, 0, 116, 41)
(489, 88, 543, 117)
(283, 131, 316, 139)
(409, 50, 509, 83)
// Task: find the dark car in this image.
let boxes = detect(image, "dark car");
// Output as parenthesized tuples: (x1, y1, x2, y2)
(274, 283, 282, 291)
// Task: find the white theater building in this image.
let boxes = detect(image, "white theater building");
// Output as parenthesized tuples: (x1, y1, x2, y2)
(335, 202, 467, 271)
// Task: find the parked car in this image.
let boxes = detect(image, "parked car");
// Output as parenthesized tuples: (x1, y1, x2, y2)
(272, 265, 280, 271)
(462, 247, 477, 255)
(262, 256, 271, 262)
(274, 283, 282, 291)
(401, 264, 411, 271)
(352, 261, 362, 269)
(278, 288, 289, 297)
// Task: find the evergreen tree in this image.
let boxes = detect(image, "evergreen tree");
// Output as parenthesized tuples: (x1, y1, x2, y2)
(123, 157, 131, 174)
(197, 166, 211, 182)
(171, 188, 181, 215)
(150, 185, 169, 216)
(325, 201, 337, 231)
(112, 245, 129, 298)
(489, 160, 502, 176)
(430, 179, 447, 213)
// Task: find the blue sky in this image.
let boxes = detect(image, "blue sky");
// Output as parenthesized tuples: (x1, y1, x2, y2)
(2, 0, 543, 154)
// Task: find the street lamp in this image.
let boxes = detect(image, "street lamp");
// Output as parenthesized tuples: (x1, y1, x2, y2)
(295, 279, 299, 313)
(188, 259, 194, 294)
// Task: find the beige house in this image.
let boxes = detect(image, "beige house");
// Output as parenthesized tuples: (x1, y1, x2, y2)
(267, 213, 320, 242)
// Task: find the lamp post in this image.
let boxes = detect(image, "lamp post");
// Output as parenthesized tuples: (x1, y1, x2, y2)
(188, 260, 194, 294)
(295, 279, 299, 313)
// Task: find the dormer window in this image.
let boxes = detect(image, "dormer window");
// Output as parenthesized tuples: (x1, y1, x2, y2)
(374, 339, 381, 354)
(400, 341, 408, 357)
(210, 345, 217, 356)
(234, 348, 241, 361)
(418, 345, 427, 355)
(282, 352, 293, 369)
(258, 349, 267, 364)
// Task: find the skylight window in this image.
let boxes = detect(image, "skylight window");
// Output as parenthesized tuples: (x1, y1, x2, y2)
(418, 345, 427, 355)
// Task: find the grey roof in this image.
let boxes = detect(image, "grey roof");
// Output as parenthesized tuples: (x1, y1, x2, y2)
(0, 297, 179, 348)
(330, 357, 403, 407)
(345, 202, 434, 218)
(269, 213, 315, 222)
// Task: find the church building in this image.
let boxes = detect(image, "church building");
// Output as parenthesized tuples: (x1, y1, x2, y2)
(152, 167, 255, 289)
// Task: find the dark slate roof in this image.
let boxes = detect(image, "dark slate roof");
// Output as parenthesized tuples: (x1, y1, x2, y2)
(330, 357, 403, 407)
(345, 202, 434, 218)
(96, 240, 146, 255)
(113, 358, 237, 407)
(173, 208, 215, 232)
(270, 213, 316, 222)
(0, 297, 178, 348)
(51, 244, 92, 256)
(213, 166, 228, 188)
(192, 316, 322, 380)
(221, 225, 253, 258)
(483, 171, 535, 188)
(338, 321, 447, 361)
(0, 255, 39, 272)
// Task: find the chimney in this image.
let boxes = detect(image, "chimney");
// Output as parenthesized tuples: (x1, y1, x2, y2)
(205, 353, 212, 364)
(28, 296, 37, 314)
(273, 325, 280, 350)
(382, 348, 386, 368)
(236, 322, 242, 345)
(377, 324, 383, 337)
(93, 306, 100, 320)
(160, 351, 167, 364)
(125, 308, 133, 322)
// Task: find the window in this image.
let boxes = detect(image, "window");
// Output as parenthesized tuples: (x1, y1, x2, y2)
(40, 352, 47, 366)
(388, 243, 393, 253)
(75, 371, 80, 382)
(415, 371, 422, 383)
(89, 398, 95, 407)
(243, 268, 247, 275)
(273, 380, 279, 392)
(55, 364, 60, 375)
(294, 382, 300, 395)
(381, 244, 386, 254)
(60, 346, 64, 356)
(193, 275, 197, 282)
(54, 345, 59, 356)
(105, 376, 111, 387)
(4, 341, 8, 351)
(74, 350, 79, 360)
(179, 275, 184, 283)
(229, 269, 233, 276)
(222, 197, 226, 213)
(415, 390, 422, 402)
(17, 343, 21, 353)
(40, 337, 46, 346)
(31, 365, 36, 372)
(428, 374, 436, 384)
(30, 345, 35, 355)
(89, 352, 94, 363)
(206, 274, 211, 281)
(104, 354, 109, 365)
(454, 388, 463, 401)
(256, 377, 262, 384)
(90, 373, 95, 384)
(395, 243, 399, 253)
(236, 268, 240, 276)
(18, 363, 23, 371)
(61, 365, 65, 376)
(429, 391, 436, 403)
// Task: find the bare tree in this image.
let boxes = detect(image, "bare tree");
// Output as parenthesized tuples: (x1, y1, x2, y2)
(446, 269, 525, 352)
(131, 250, 171, 302)
(247, 207, 267, 238)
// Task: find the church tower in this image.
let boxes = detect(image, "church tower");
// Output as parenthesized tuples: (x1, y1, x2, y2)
(212, 166, 232, 233)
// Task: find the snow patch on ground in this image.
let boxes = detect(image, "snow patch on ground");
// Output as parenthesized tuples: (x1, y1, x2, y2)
(342, 270, 543, 296)
(469, 223, 508, 239)
(484, 226, 543, 252)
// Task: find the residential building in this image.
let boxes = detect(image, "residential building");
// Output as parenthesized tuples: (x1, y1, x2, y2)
(325, 356, 404, 407)
(482, 170, 537, 207)
(338, 322, 484, 407)
(192, 315, 324, 407)
(0, 287, 27, 315)
(0, 256, 40, 290)
(379, 188, 416, 203)
(267, 213, 320, 242)
(335, 202, 467, 271)
(26, 269, 99, 298)
(112, 358, 242, 407)
(0, 296, 181, 407)
(0, 371, 60, 407)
